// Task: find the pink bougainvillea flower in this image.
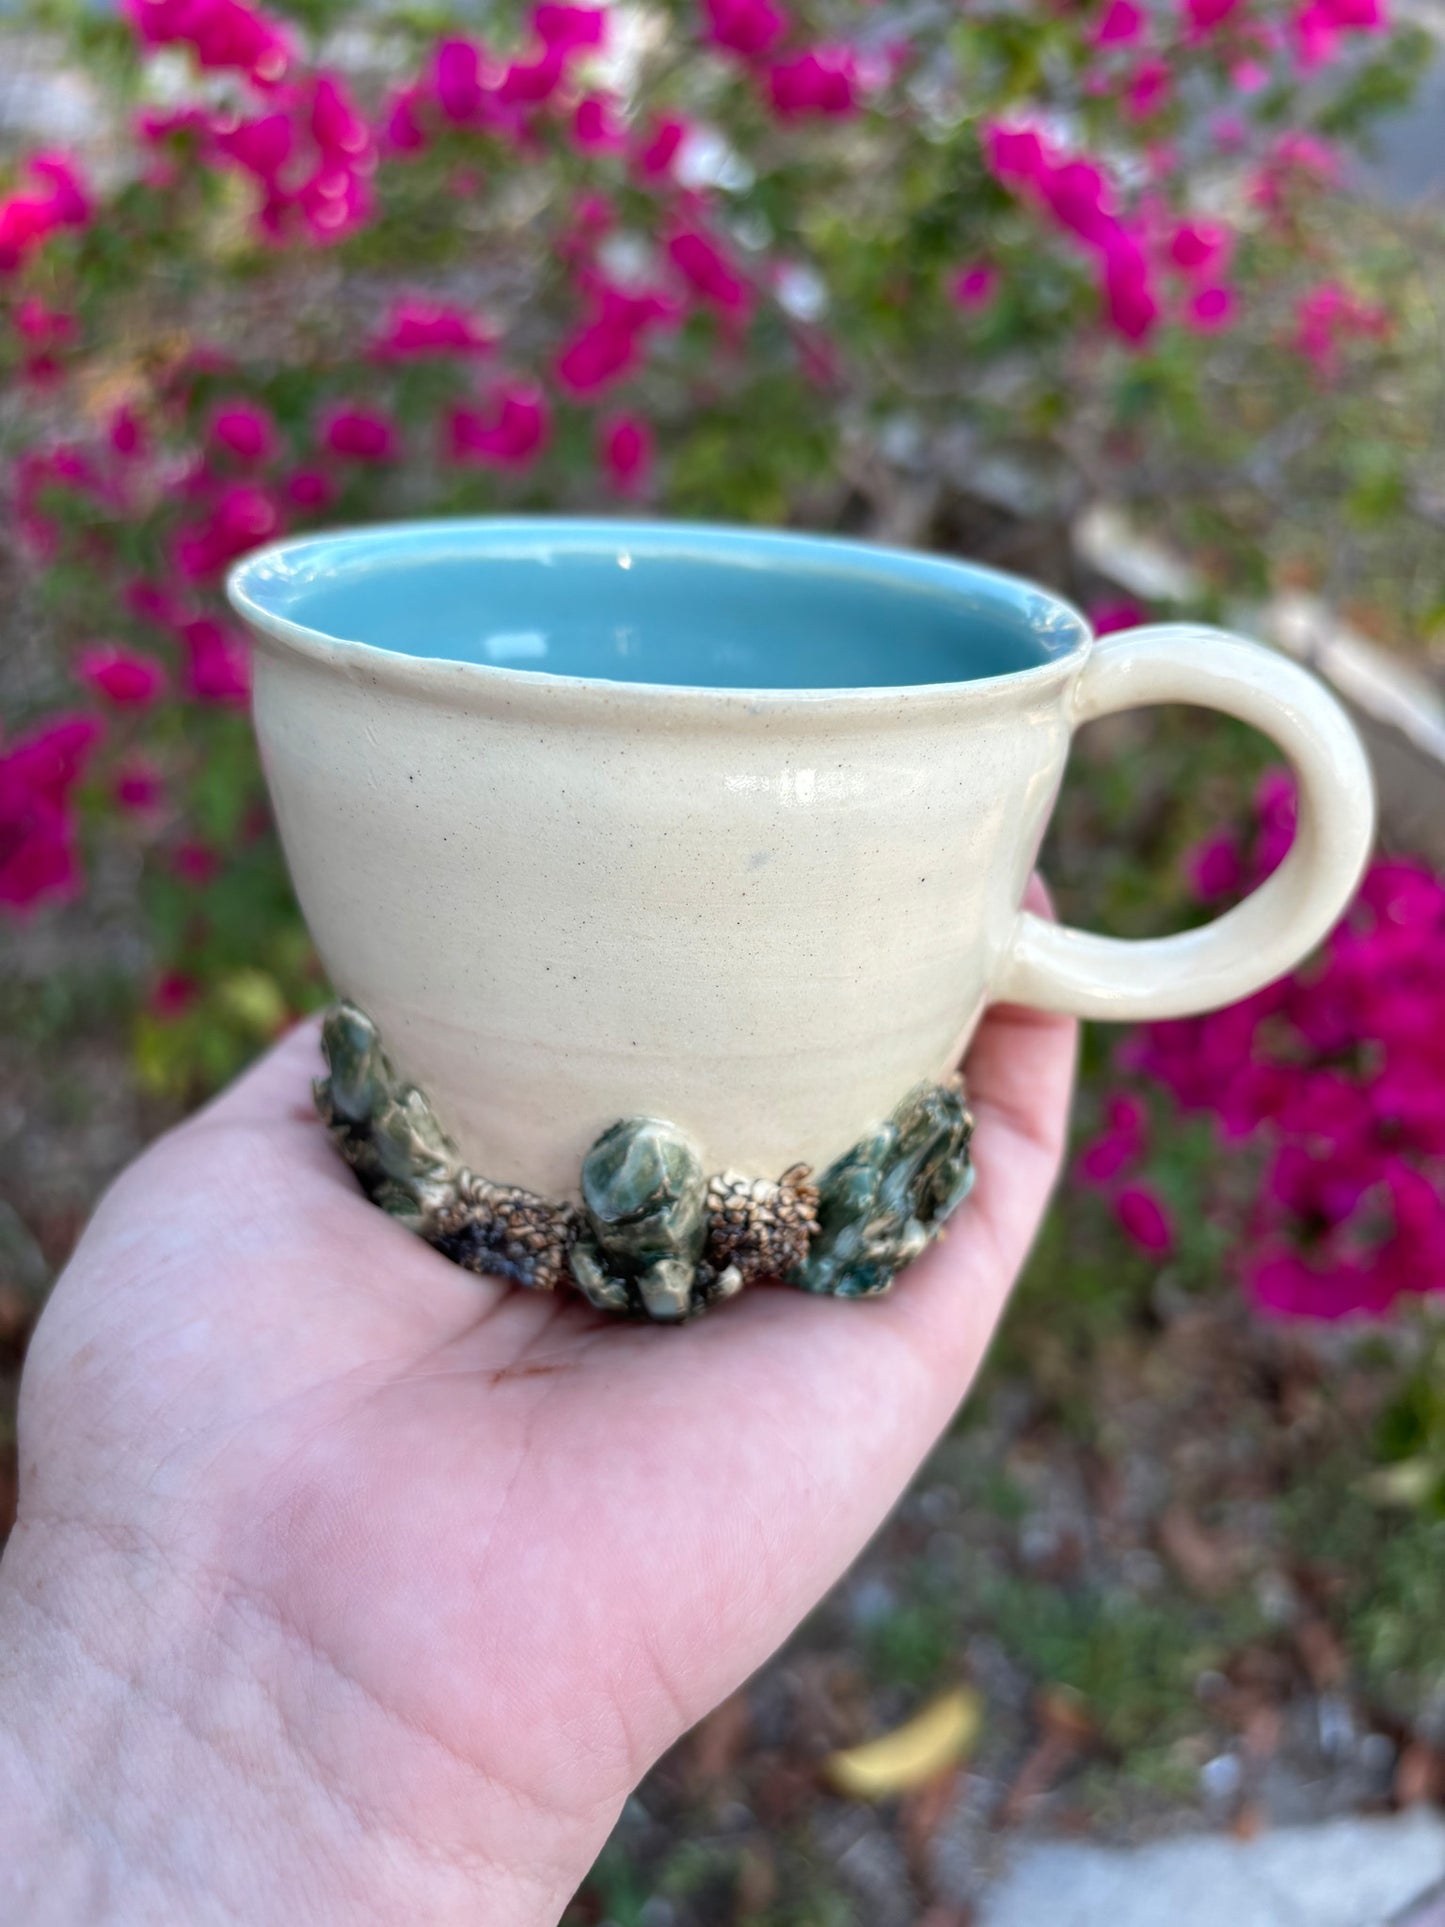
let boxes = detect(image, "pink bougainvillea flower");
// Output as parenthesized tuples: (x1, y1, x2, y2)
(113, 756, 165, 814)
(172, 838, 222, 885)
(704, 0, 788, 60)
(310, 72, 370, 160)
(1125, 58, 1171, 117)
(1092, 0, 1146, 43)
(1100, 233, 1160, 342)
(449, 384, 552, 467)
(1187, 284, 1237, 331)
(108, 406, 148, 460)
(949, 263, 999, 311)
(383, 83, 429, 152)
(179, 616, 251, 706)
(498, 45, 566, 105)
(149, 970, 201, 1018)
(0, 152, 91, 273)
(0, 713, 103, 914)
(1040, 155, 1113, 243)
(1078, 1093, 1148, 1185)
(1294, 281, 1391, 380)
(599, 414, 654, 495)
(572, 94, 626, 153)
(372, 296, 493, 360)
(1187, 830, 1244, 902)
(284, 467, 336, 511)
(556, 281, 676, 397)
(173, 485, 279, 580)
(12, 296, 77, 384)
(533, 3, 608, 51)
(211, 109, 293, 181)
(209, 400, 277, 464)
(1090, 598, 1148, 635)
(635, 114, 690, 179)
(322, 406, 399, 463)
(1115, 1183, 1175, 1256)
(1183, 0, 1246, 36)
(433, 39, 485, 123)
(1231, 55, 1272, 89)
(125, 580, 178, 629)
(668, 227, 753, 319)
(1168, 219, 1231, 276)
(75, 644, 167, 709)
(1247, 1251, 1388, 1321)
(982, 121, 1048, 188)
(766, 47, 859, 118)
(125, 0, 291, 84)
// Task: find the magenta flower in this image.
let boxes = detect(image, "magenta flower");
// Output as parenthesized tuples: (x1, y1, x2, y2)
(1187, 284, 1237, 331)
(704, 0, 788, 61)
(1091, 0, 1145, 44)
(1187, 831, 1244, 903)
(949, 264, 999, 311)
(113, 757, 165, 814)
(209, 400, 277, 464)
(310, 73, 370, 160)
(172, 838, 221, 885)
(433, 39, 485, 123)
(322, 406, 399, 463)
(668, 228, 753, 319)
(283, 467, 336, 511)
(125, 0, 291, 85)
(1183, 0, 1246, 37)
(1100, 236, 1160, 342)
(982, 121, 1048, 189)
(533, 3, 607, 51)
(1125, 59, 1171, 118)
(449, 384, 552, 468)
(635, 114, 689, 180)
(211, 110, 293, 181)
(1168, 220, 1231, 276)
(1090, 598, 1148, 636)
(0, 713, 103, 914)
(1078, 1094, 1148, 1185)
(383, 84, 429, 152)
(372, 297, 493, 360)
(573, 94, 625, 153)
(1115, 1184, 1175, 1256)
(75, 644, 167, 709)
(599, 415, 654, 495)
(498, 46, 566, 105)
(766, 48, 859, 118)
(108, 406, 148, 460)
(556, 282, 675, 397)
(173, 485, 280, 580)
(149, 971, 201, 1019)
(0, 152, 91, 274)
(179, 617, 251, 706)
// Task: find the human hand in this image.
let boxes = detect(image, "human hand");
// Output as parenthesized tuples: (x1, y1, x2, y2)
(0, 923, 1074, 1925)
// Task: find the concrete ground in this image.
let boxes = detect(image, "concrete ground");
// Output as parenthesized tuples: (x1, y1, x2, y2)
(979, 1809, 1445, 1927)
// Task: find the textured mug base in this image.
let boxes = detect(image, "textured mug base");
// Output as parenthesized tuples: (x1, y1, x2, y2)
(314, 1002, 976, 1322)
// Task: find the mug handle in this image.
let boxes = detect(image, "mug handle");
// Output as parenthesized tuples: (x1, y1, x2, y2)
(995, 624, 1377, 1022)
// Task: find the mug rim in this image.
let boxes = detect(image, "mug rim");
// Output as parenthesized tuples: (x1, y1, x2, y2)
(225, 515, 1094, 707)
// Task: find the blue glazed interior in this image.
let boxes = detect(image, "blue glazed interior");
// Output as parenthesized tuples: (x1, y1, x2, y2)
(229, 521, 1089, 692)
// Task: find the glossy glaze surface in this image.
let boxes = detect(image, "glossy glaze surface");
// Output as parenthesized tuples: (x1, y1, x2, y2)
(229, 519, 1086, 691)
(229, 518, 1375, 1199)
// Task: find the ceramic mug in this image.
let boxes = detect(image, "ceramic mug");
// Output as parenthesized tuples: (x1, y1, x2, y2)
(227, 519, 1374, 1318)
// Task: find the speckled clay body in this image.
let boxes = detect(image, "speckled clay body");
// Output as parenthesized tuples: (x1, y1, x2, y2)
(229, 520, 1375, 1210)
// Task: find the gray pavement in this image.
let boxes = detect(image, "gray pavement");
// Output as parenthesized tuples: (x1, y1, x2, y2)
(979, 1809, 1445, 1927)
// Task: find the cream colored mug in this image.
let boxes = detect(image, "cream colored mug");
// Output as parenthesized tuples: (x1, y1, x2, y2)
(228, 519, 1375, 1320)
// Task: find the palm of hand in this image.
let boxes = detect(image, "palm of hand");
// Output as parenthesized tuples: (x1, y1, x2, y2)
(8, 996, 1071, 1916)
